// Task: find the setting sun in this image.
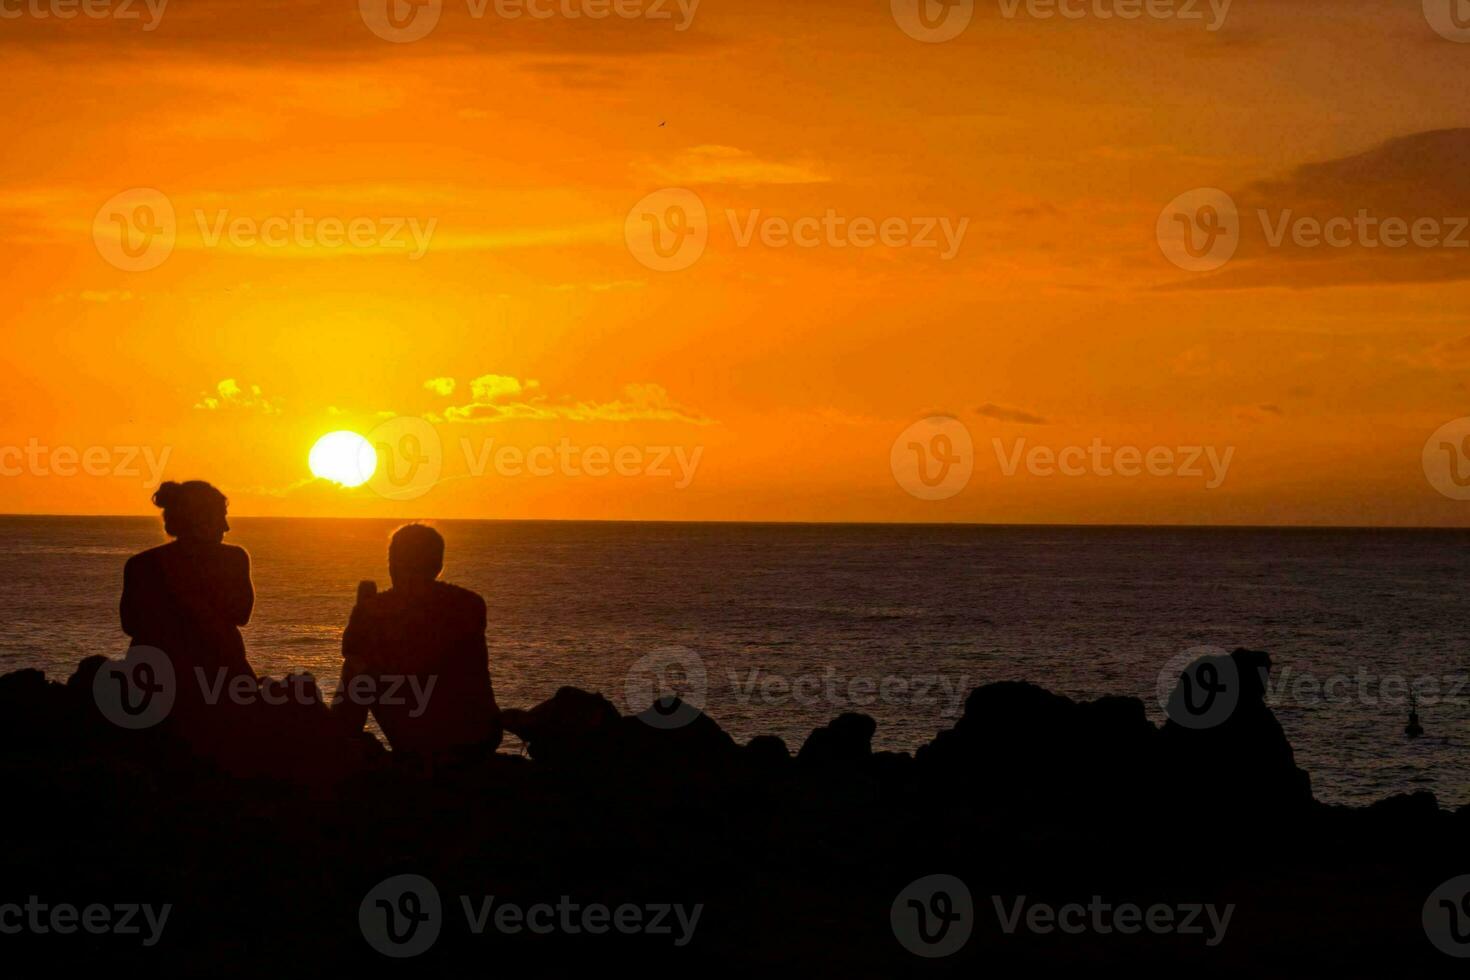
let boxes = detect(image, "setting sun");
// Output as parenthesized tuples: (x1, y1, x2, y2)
(308, 431, 375, 488)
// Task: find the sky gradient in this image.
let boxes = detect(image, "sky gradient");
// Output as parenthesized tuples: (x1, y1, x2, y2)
(4, 0, 1470, 524)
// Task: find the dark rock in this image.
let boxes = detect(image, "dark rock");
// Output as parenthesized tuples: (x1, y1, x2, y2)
(914, 681, 1158, 817)
(797, 712, 877, 768)
(1158, 647, 1312, 816)
(745, 734, 792, 770)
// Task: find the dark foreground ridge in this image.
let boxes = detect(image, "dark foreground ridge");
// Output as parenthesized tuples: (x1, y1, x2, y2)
(0, 648, 1464, 976)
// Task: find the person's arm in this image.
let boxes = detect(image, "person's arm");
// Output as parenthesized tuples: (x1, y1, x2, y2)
(225, 546, 254, 626)
(469, 593, 501, 747)
(333, 591, 374, 733)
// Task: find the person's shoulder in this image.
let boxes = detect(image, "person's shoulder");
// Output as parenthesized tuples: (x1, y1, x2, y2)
(435, 581, 485, 608)
(434, 582, 486, 620)
(219, 543, 250, 565)
(124, 543, 172, 571)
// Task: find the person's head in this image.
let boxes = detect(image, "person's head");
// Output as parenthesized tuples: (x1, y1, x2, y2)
(152, 480, 230, 544)
(388, 523, 445, 587)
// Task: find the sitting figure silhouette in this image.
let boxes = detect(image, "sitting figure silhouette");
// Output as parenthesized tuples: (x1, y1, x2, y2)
(120, 480, 256, 710)
(334, 524, 502, 758)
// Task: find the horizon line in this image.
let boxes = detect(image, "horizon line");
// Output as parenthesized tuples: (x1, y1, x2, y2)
(2, 512, 1468, 532)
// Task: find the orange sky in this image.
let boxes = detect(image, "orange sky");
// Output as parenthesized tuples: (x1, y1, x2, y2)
(4, 0, 1470, 525)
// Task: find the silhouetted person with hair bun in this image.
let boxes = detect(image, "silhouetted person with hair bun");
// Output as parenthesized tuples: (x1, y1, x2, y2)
(120, 481, 257, 703)
(334, 523, 501, 758)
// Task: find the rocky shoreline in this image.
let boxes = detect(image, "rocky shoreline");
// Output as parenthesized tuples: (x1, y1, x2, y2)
(0, 648, 1464, 975)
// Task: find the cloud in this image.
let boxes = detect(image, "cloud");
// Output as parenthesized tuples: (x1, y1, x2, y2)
(194, 378, 281, 414)
(1167, 129, 1470, 290)
(977, 402, 1048, 425)
(438, 375, 712, 424)
(423, 377, 457, 396)
(643, 145, 829, 187)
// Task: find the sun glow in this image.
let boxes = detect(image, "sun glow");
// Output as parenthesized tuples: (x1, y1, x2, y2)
(308, 431, 376, 488)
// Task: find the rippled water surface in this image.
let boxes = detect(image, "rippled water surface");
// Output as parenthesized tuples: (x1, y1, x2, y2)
(2, 516, 1467, 807)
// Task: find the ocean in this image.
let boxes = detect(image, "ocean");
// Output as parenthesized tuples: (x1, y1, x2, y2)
(1, 515, 1466, 807)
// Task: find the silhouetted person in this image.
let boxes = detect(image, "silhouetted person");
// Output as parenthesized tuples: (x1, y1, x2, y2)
(334, 524, 501, 757)
(120, 481, 256, 705)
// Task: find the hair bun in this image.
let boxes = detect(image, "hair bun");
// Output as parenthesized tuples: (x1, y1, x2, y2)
(151, 481, 182, 510)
